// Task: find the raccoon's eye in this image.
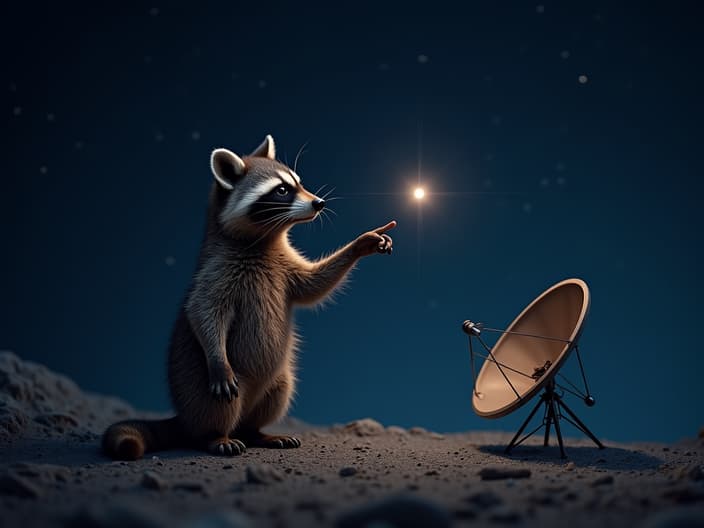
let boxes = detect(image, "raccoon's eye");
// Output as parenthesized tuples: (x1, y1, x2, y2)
(276, 185, 289, 196)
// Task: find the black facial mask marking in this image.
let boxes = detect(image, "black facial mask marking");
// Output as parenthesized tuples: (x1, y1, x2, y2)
(248, 183, 297, 223)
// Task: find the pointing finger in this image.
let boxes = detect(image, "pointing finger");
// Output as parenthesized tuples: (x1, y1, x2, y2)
(373, 220, 397, 234)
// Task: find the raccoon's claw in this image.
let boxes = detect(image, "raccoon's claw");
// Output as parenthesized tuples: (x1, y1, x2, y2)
(208, 438, 246, 456)
(209, 375, 239, 401)
(377, 234, 393, 254)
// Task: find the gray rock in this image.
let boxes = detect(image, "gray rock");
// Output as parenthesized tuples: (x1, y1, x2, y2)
(409, 426, 429, 435)
(386, 426, 408, 435)
(0, 471, 42, 498)
(245, 463, 284, 485)
(478, 467, 531, 481)
(343, 419, 384, 437)
(336, 494, 451, 528)
(141, 470, 167, 491)
(339, 467, 357, 477)
(0, 351, 140, 439)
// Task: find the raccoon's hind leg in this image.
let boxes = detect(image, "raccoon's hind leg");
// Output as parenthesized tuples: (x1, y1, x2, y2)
(182, 386, 247, 456)
(235, 372, 301, 449)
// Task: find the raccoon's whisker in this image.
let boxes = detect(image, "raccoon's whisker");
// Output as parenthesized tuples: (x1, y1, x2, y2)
(293, 141, 309, 173)
(323, 207, 338, 217)
(252, 212, 293, 226)
(251, 210, 293, 226)
(251, 212, 295, 224)
(315, 184, 328, 197)
(321, 187, 336, 200)
(320, 209, 334, 228)
(323, 196, 344, 202)
(253, 202, 300, 206)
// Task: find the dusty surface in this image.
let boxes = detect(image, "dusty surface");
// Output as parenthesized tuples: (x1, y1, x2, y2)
(1, 351, 703, 528)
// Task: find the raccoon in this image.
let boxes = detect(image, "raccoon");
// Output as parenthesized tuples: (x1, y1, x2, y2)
(103, 135, 395, 459)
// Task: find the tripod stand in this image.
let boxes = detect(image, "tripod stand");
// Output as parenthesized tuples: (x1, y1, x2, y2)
(505, 379, 604, 458)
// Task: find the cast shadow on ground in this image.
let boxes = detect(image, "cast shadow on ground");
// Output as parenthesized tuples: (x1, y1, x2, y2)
(478, 443, 663, 470)
(0, 437, 205, 468)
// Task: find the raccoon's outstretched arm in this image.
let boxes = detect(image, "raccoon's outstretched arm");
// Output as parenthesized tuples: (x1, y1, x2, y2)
(288, 242, 358, 305)
(186, 277, 239, 401)
(289, 221, 396, 305)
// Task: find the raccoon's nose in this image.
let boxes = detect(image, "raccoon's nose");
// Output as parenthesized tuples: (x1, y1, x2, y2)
(312, 198, 326, 211)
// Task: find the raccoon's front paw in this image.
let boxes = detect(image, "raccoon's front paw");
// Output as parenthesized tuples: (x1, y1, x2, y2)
(354, 220, 396, 257)
(208, 362, 239, 402)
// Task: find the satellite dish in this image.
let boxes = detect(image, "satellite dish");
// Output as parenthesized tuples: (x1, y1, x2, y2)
(462, 278, 604, 458)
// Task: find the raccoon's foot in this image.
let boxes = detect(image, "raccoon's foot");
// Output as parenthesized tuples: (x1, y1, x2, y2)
(240, 430, 301, 449)
(207, 360, 239, 401)
(207, 437, 246, 456)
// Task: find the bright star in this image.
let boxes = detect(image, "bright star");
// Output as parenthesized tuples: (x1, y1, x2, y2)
(414, 187, 425, 200)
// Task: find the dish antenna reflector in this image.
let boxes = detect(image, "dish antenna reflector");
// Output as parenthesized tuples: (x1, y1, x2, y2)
(463, 278, 604, 458)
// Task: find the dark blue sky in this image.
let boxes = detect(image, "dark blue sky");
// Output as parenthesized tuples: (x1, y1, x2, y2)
(2, 2, 702, 442)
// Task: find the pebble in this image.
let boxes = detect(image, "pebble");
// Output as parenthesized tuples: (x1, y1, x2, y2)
(478, 467, 531, 481)
(245, 463, 284, 485)
(565, 462, 576, 471)
(141, 470, 167, 491)
(339, 467, 357, 477)
(343, 419, 384, 437)
(336, 494, 451, 528)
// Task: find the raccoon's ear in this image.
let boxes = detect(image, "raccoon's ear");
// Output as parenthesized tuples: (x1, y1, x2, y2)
(250, 134, 276, 160)
(211, 148, 246, 190)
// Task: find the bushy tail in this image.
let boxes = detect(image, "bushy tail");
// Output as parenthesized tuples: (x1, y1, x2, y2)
(102, 416, 183, 460)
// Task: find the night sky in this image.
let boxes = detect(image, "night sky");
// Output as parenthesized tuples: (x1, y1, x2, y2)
(2, 2, 703, 443)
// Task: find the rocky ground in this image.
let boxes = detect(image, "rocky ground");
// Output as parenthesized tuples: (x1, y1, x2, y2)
(1, 351, 703, 528)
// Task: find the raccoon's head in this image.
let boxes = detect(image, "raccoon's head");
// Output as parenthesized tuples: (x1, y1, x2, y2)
(209, 135, 326, 239)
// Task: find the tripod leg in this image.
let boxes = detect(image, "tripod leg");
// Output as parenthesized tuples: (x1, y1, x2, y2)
(543, 402, 552, 447)
(505, 395, 545, 455)
(549, 397, 566, 459)
(558, 398, 605, 449)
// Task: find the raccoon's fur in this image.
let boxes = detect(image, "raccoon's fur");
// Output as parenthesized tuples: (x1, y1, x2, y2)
(103, 135, 395, 459)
